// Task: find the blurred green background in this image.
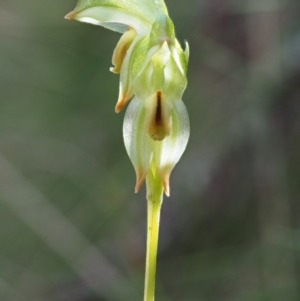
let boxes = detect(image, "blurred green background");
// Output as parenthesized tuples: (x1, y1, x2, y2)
(1, 0, 300, 300)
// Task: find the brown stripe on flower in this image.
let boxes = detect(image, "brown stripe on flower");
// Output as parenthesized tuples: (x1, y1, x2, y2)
(155, 91, 162, 125)
(146, 91, 171, 141)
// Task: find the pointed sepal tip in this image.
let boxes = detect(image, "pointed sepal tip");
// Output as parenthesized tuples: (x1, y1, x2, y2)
(160, 169, 170, 197)
(64, 11, 76, 20)
(134, 169, 147, 193)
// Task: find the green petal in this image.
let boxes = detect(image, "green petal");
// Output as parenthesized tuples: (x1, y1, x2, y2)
(132, 42, 187, 102)
(115, 34, 149, 112)
(110, 27, 137, 74)
(133, 43, 169, 98)
(149, 15, 176, 46)
(163, 53, 187, 99)
(184, 41, 190, 64)
(66, 0, 169, 33)
(123, 97, 153, 192)
(154, 99, 190, 196)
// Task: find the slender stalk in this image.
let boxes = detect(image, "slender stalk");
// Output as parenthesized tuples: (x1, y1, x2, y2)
(143, 195, 162, 301)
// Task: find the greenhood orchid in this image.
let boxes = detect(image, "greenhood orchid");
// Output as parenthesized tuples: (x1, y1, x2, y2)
(65, 1, 190, 300)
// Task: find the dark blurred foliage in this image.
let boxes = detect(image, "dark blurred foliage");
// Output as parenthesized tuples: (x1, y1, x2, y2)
(0, 0, 300, 300)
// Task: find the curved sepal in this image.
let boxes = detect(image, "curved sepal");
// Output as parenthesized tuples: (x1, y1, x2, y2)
(110, 27, 137, 74)
(123, 97, 153, 192)
(65, 0, 169, 34)
(154, 99, 190, 196)
(115, 34, 149, 112)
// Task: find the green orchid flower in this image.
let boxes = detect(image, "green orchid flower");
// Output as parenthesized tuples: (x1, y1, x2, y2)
(123, 16, 190, 196)
(65, 1, 189, 300)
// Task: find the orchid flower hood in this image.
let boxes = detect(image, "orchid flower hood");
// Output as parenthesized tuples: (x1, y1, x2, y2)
(65, 0, 190, 196)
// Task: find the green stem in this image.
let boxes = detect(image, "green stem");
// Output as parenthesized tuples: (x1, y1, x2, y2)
(144, 195, 162, 301)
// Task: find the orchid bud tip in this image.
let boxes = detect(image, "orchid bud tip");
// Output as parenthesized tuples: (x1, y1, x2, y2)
(135, 171, 147, 192)
(134, 181, 143, 193)
(135, 179, 144, 193)
(163, 184, 170, 197)
(64, 11, 75, 20)
(161, 170, 171, 196)
(115, 95, 132, 113)
(115, 105, 122, 113)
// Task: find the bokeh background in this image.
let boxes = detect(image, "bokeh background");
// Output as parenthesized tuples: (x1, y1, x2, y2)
(1, 0, 300, 300)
